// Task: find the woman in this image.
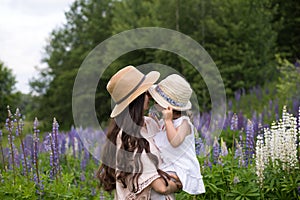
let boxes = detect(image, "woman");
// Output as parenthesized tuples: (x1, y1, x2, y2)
(97, 66, 181, 199)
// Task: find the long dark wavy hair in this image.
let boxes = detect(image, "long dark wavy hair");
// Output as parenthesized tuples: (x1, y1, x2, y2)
(97, 93, 169, 192)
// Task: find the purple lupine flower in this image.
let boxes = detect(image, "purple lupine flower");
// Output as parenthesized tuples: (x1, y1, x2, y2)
(36, 179, 44, 195)
(81, 146, 90, 170)
(50, 118, 60, 180)
(48, 133, 55, 180)
(77, 134, 82, 160)
(91, 188, 96, 196)
(60, 136, 67, 155)
(231, 113, 238, 131)
(298, 106, 300, 134)
(269, 99, 273, 113)
(80, 172, 86, 182)
(220, 138, 228, 157)
(213, 137, 220, 164)
(52, 118, 60, 162)
(68, 128, 77, 158)
(24, 135, 33, 171)
(234, 138, 245, 167)
(6, 106, 16, 182)
(292, 98, 299, 116)
(0, 130, 5, 171)
(33, 117, 40, 185)
(235, 90, 241, 102)
(234, 139, 242, 158)
(245, 120, 255, 166)
(228, 100, 233, 110)
(274, 100, 279, 121)
(252, 111, 258, 135)
(195, 137, 207, 157)
(195, 138, 202, 156)
(20, 146, 26, 175)
(237, 112, 245, 130)
(15, 108, 29, 179)
(225, 111, 233, 129)
(295, 60, 300, 68)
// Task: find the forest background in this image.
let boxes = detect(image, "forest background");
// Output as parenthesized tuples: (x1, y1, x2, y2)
(0, 0, 299, 130)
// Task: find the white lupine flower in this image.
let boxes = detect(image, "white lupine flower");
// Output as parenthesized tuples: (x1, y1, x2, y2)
(263, 127, 271, 164)
(255, 105, 299, 185)
(255, 134, 264, 187)
(285, 114, 298, 170)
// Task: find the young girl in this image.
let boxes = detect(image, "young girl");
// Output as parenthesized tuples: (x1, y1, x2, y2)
(148, 74, 206, 195)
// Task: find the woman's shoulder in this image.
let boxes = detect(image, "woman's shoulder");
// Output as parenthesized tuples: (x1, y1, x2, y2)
(144, 116, 160, 129)
(142, 116, 160, 137)
(144, 116, 158, 124)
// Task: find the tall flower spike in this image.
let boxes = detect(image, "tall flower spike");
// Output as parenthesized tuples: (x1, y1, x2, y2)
(298, 106, 300, 164)
(213, 137, 220, 164)
(255, 134, 265, 188)
(51, 117, 60, 180)
(0, 130, 5, 171)
(33, 117, 40, 185)
(230, 113, 238, 131)
(245, 119, 254, 166)
(6, 106, 16, 183)
(220, 138, 228, 157)
(15, 108, 29, 179)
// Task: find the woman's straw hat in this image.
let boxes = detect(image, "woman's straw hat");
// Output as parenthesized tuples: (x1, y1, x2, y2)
(148, 74, 192, 111)
(107, 65, 160, 118)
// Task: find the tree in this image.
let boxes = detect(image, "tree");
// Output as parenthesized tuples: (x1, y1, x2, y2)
(111, 0, 278, 108)
(0, 61, 20, 125)
(271, 0, 300, 62)
(32, 0, 281, 128)
(30, 0, 114, 129)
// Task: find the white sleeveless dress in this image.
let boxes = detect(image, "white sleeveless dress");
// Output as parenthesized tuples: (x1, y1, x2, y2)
(153, 116, 206, 195)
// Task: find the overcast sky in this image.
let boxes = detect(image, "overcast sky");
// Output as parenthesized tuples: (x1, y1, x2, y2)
(0, 0, 75, 94)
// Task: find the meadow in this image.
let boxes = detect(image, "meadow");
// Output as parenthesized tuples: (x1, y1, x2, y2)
(0, 87, 299, 199)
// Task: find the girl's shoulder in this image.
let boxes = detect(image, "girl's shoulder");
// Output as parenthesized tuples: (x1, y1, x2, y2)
(173, 116, 192, 126)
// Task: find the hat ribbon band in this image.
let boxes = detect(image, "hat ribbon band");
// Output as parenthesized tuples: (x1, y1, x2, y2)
(155, 85, 186, 107)
(116, 75, 146, 104)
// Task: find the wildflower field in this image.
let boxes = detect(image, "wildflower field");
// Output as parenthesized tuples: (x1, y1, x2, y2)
(0, 95, 300, 199)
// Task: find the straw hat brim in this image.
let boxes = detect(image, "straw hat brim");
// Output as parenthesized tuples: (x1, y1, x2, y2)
(148, 85, 192, 111)
(110, 71, 160, 118)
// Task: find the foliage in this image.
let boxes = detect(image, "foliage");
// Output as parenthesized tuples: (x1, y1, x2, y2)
(0, 61, 21, 126)
(28, 0, 283, 129)
(276, 55, 300, 102)
(271, 0, 300, 62)
(0, 108, 109, 199)
(1, 104, 299, 199)
(29, 0, 114, 129)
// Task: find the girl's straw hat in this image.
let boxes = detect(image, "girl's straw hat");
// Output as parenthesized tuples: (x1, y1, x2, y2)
(148, 74, 192, 111)
(107, 65, 160, 118)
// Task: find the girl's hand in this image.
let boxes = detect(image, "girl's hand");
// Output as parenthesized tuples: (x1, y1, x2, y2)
(162, 107, 173, 121)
